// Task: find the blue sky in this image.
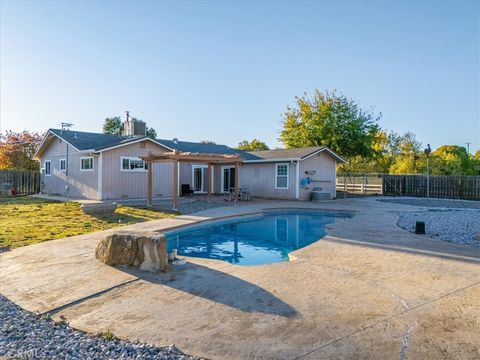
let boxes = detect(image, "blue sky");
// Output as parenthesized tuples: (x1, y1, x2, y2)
(1, 0, 479, 151)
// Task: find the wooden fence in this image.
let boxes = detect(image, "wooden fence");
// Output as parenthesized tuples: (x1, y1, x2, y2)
(0, 170, 40, 196)
(336, 175, 383, 196)
(382, 175, 480, 200)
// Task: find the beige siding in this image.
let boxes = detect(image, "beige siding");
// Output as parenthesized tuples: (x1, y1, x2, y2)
(101, 141, 173, 200)
(299, 152, 337, 200)
(178, 162, 219, 194)
(239, 162, 297, 199)
(39, 137, 99, 199)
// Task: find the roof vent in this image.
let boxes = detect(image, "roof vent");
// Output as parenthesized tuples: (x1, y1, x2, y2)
(173, 138, 178, 144)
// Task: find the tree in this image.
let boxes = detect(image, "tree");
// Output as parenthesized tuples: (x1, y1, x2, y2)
(389, 132, 423, 174)
(102, 116, 122, 135)
(201, 140, 216, 144)
(0, 131, 42, 171)
(237, 139, 270, 151)
(474, 150, 480, 175)
(429, 145, 476, 175)
(279, 90, 380, 158)
(146, 127, 157, 139)
(339, 130, 403, 174)
(102, 116, 157, 139)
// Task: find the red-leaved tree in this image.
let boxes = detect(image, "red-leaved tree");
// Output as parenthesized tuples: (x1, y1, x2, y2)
(0, 131, 43, 171)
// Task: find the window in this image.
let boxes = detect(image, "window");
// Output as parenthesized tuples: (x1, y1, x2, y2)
(45, 161, 51, 176)
(275, 163, 289, 189)
(59, 159, 66, 172)
(121, 157, 148, 171)
(80, 157, 94, 171)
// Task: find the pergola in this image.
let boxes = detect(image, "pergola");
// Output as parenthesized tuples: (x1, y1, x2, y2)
(141, 151, 243, 210)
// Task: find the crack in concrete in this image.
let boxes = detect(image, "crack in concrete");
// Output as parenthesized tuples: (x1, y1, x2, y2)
(40, 278, 140, 316)
(293, 280, 480, 360)
(399, 320, 416, 360)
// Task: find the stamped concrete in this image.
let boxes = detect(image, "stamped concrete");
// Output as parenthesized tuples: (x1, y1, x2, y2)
(1, 198, 480, 359)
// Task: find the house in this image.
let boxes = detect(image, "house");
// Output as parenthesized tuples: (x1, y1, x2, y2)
(33, 118, 346, 201)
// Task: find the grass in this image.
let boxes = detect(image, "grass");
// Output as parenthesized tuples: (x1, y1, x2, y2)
(0, 196, 179, 249)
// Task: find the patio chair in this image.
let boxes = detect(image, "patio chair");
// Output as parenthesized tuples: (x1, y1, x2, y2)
(224, 188, 236, 202)
(181, 184, 194, 196)
(238, 188, 252, 201)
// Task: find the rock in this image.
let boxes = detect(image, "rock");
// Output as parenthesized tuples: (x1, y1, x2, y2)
(95, 233, 139, 266)
(95, 232, 168, 272)
(475, 233, 480, 241)
(80, 203, 118, 216)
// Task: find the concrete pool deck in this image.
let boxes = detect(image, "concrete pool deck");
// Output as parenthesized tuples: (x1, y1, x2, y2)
(1, 198, 480, 359)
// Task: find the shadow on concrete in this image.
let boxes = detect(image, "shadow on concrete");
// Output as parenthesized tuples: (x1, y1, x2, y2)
(120, 262, 298, 318)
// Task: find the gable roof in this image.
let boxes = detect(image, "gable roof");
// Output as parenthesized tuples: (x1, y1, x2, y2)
(156, 139, 241, 156)
(35, 128, 346, 163)
(244, 146, 347, 163)
(49, 129, 123, 151)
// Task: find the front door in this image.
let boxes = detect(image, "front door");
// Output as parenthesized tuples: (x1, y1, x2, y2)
(192, 165, 207, 192)
(222, 167, 236, 193)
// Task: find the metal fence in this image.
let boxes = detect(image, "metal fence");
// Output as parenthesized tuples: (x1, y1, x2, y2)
(382, 175, 480, 200)
(0, 170, 40, 196)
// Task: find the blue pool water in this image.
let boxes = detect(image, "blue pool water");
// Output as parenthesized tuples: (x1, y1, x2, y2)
(165, 210, 353, 266)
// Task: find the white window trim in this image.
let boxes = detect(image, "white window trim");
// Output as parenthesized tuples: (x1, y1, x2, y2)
(59, 159, 66, 172)
(275, 163, 289, 190)
(44, 160, 51, 176)
(191, 165, 208, 193)
(120, 156, 148, 172)
(220, 165, 235, 193)
(80, 156, 94, 171)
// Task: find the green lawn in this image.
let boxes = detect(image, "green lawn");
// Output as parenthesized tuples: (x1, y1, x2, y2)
(0, 196, 179, 249)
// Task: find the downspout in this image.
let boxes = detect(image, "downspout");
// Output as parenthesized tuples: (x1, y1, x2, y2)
(295, 160, 300, 200)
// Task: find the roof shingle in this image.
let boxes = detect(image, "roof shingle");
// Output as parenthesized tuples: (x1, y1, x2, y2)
(41, 129, 345, 163)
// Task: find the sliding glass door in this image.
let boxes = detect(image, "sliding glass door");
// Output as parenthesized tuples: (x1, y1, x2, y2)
(222, 167, 236, 193)
(192, 165, 208, 192)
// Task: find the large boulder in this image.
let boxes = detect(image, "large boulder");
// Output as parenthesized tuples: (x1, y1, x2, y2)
(95, 232, 168, 272)
(81, 203, 118, 216)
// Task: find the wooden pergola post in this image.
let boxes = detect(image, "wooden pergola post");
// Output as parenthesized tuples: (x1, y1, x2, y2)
(141, 152, 242, 209)
(234, 161, 240, 204)
(172, 159, 178, 211)
(207, 162, 212, 203)
(147, 160, 153, 206)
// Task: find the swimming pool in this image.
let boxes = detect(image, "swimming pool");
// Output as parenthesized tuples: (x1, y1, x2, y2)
(165, 209, 353, 266)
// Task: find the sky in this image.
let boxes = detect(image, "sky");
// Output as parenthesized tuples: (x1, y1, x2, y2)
(1, 0, 479, 152)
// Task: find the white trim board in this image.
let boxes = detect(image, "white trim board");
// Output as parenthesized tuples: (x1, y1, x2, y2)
(275, 163, 289, 190)
(94, 137, 173, 153)
(80, 156, 94, 171)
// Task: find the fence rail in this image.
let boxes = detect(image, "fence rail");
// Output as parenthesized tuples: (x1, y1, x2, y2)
(382, 175, 480, 200)
(0, 170, 40, 196)
(337, 174, 480, 200)
(336, 175, 383, 196)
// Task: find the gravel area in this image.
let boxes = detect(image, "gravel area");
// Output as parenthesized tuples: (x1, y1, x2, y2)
(376, 197, 480, 209)
(0, 295, 199, 360)
(397, 209, 480, 248)
(175, 200, 230, 214)
(130, 200, 229, 215)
